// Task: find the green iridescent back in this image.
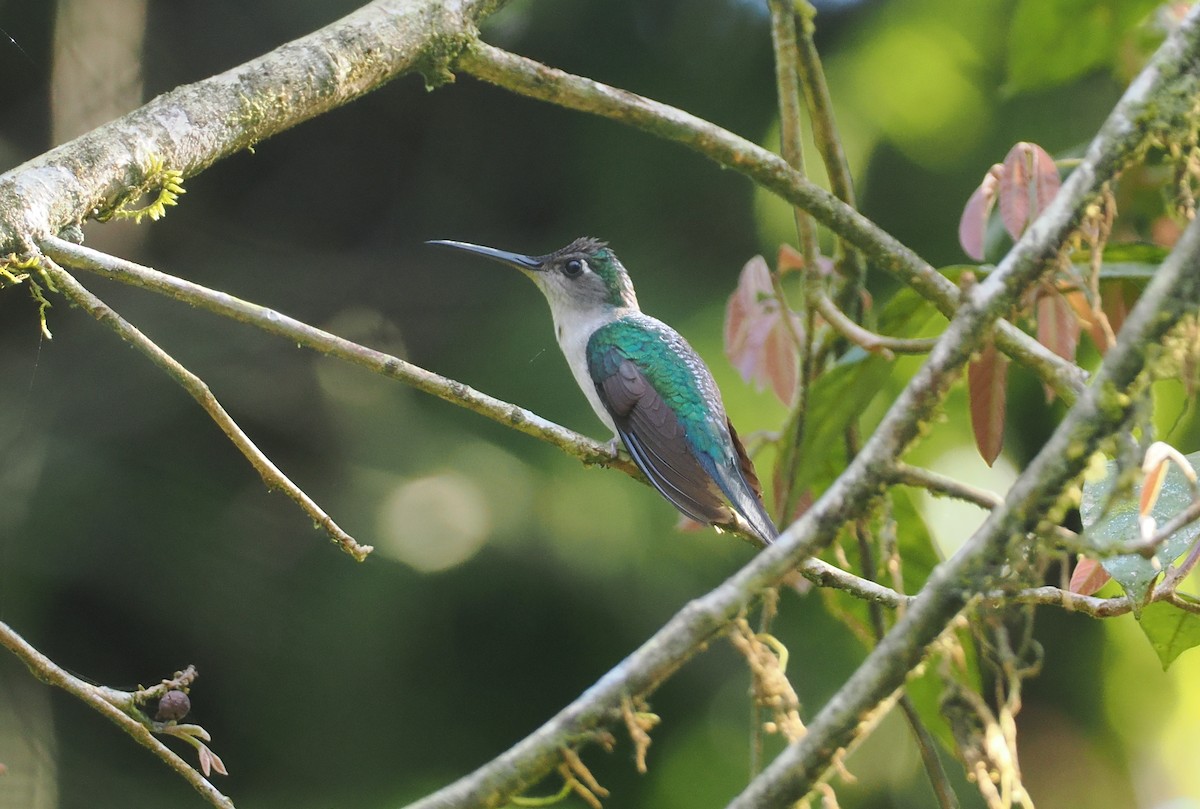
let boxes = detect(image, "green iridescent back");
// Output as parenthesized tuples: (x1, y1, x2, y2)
(586, 313, 730, 463)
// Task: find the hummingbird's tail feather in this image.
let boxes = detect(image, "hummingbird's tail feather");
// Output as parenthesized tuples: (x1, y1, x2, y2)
(618, 425, 732, 528)
(724, 419, 779, 545)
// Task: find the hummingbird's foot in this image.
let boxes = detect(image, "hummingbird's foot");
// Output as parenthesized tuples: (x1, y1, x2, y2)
(605, 436, 622, 459)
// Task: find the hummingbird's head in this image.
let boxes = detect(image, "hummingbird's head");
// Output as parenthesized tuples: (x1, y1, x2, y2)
(428, 237, 639, 314)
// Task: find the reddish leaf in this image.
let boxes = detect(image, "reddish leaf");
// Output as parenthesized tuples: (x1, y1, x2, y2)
(1036, 288, 1081, 403)
(1063, 288, 1112, 355)
(196, 741, 228, 777)
(999, 142, 1061, 241)
(1036, 288, 1080, 363)
(725, 256, 772, 354)
(959, 164, 1003, 261)
(968, 339, 1009, 467)
(725, 255, 802, 405)
(777, 243, 806, 274)
(762, 317, 799, 404)
(1101, 282, 1131, 337)
(1069, 557, 1111, 596)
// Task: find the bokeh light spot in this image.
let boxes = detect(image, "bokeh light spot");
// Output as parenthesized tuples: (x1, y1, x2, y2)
(847, 24, 989, 167)
(917, 446, 1017, 557)
(375, 472, 491, 572)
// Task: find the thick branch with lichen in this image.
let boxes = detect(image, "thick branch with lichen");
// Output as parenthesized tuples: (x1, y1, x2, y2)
(407, 9, 1200, 806)
(0, 0, 504, 251)
(1, 1, 1197, 807)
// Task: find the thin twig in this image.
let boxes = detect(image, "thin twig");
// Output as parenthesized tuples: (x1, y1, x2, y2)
(851, 458, 958, 809)
(1166, 592, 1200, 614)
(798, 558, 909, 607)
(1158, 509, 1200, 592)
(0, 621, 234, 809)
(37, 254, 373, 561)
(41, 236, 909, 610)
(1000, 585, 1134, 617)
(887, 463, 1005, 510)
(768, 0, 820, 531)
(813, 288, 940, 359)
(897, 696, 959, 809)
(768, 0, 819, 266)
(1119, 494, 1200, 560)
(729, 51, 1200, 801)
(791, 0, 867, 313)
(456, 42, 1087, 404)
(42, 235, 635, 475)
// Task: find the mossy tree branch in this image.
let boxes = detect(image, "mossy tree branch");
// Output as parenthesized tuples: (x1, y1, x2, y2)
(408, 8, 1200, 806)
(0, 1, 1197, 808)
(0, 0, 505, 252)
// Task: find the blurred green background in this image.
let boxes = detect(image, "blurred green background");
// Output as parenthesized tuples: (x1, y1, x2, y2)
(1, 1, 1198, 807)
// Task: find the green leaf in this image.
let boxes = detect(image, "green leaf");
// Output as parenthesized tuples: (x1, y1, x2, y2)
(795, 355, 890, 496)
(1095, 242, 1168, 264)
(875, 279, 945, 339)
(794, 287, 940, 498)
(890, 487, 941, 578)
(1135, 599, 1200, 670)
(1080, 451, 1200, 609)
(1069, 243, 1165, 283)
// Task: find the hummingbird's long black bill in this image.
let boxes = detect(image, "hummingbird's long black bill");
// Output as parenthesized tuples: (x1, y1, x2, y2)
(426, 239, 542, 271)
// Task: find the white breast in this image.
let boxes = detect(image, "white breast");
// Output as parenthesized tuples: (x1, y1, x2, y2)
(551, 307, 622, 437)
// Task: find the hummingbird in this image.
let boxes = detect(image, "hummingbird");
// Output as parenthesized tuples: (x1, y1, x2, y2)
(428, 237, 779, 546)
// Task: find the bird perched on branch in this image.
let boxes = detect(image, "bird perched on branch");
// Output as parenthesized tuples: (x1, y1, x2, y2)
(429, 237, 778, 546)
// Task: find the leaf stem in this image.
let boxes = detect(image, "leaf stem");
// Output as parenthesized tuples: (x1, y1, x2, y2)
(768, 0, 820, 526)
(791, 0, 866, 315)
(813, 288, 940, 359)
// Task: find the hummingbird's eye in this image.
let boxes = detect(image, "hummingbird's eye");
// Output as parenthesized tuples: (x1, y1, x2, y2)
(563, 258, 585, 278)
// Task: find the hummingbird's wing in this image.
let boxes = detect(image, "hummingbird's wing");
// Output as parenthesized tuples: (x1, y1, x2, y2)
(594, 350, 733, 527)
(587, 316, 777, 543)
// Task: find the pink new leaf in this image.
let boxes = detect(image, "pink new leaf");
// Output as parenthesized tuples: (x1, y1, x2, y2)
(196, 741, 229, 777)
(968, 339, 1009, 467)
(1069, 557, 1111, 595)
(725, 255, 802, 406)
(959, 164, 1003, 261)
(1036, 287, 1081, 402)
(1036, 288, 1080, 363)
(999, 142, 1060, 240)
